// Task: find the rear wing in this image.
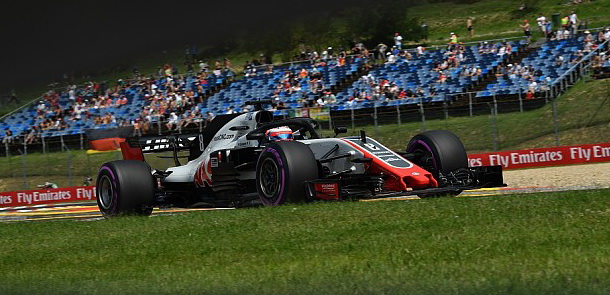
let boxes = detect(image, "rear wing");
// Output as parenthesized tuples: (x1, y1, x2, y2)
(120, 134, 203, 165)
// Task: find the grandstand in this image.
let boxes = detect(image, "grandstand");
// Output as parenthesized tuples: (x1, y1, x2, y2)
(476, 35, 598, 98)
(0, 29, 608, 151)
(330, 39, 527, 111)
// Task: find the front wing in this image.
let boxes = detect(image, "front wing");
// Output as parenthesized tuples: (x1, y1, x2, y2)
(304, 165, 506, 200)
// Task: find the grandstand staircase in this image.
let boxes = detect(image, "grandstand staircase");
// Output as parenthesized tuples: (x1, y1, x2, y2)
(329, 62, 372, 97)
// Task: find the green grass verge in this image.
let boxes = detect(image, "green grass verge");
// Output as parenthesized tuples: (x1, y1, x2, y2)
(1, 190, 609, 294)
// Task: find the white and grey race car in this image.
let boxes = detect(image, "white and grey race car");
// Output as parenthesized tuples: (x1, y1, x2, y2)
(95, 101, 505, 217)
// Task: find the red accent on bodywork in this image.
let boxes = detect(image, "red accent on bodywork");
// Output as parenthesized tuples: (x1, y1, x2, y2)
(312, 181, 340, 200)
(342, 139, 438, 190)
(119, 141, 145, 161)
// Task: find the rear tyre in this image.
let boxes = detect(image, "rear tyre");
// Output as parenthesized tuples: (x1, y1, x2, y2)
(96, 160, 155, 217)
(256, 141, 319, 206)
(406, 130, 468, 197)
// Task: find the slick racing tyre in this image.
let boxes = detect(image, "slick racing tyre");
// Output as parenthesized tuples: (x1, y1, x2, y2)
(406, 130, 468, 197)
(256, 141, 319, 206)
(96, 160, 155, 217)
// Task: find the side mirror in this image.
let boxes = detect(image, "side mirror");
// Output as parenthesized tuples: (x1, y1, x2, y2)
(333, 126, 348, 137)
(246, 132, 265, 140)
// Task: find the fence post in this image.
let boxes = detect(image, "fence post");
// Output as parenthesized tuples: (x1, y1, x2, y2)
(468, 92, 473, 117)
(17, 149, 28, 190)
(42, 136, 46, 154)
(518, 88, 523, 112)
(396, 104, 401, 126)
(60, 135, 65, 152)
(489, 103, 498, 151)
(373, 102, 379, 136)
(552, 95, 560, 146)
(67, 148, 73, 187)
(493, 91, 498, 116)
(443, 94, 449, 120)
(80, 133, 84, 150)
(328, 107, 333, 130)
(318, 119, 323, 136)
(158, 119, 162, 135)
(86, 152, 92, 178)
(350, 107, 355, 130)
(419, 96, 426, 132)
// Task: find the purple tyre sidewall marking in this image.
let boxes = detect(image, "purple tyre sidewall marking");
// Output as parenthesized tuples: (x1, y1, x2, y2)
(261, 147, 286, 205)
(98, 166, 119, 213)
(407, 139, 439, 172)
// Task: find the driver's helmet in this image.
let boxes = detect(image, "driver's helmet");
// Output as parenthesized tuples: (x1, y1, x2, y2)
(265, 126, 294, 141)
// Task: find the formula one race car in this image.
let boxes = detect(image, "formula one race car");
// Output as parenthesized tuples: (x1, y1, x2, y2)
(95, 101, 505, 217)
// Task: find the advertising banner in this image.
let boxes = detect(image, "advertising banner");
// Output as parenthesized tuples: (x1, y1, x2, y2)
(468, 142, 610, 170)
(0, 186, 96, 208)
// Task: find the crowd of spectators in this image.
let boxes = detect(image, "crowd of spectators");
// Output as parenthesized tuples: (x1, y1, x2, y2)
(340, 34, 514, 106)
(3, 22, 607, 146)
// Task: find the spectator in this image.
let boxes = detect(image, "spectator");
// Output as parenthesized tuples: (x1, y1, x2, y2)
(555, 55, 565, 66)
(376, 43, 388, 62)
(520, 19, 531, 44)
(545, 20, 554, 41)
(322, 91, 337, 105)
(561, 15, 570, 31)
(24, 126, 40, 144)
(204, 111, 215, 127)
(416, 45, 426, 57)
(448, 32, 458, 49)
(2, 128, 13, 145)
(393, 32, 403, 50)
(437, 71, 447, 83)
(181, 111, 199, 129)
(569, 11, 579, 36)
(133, 118, 143, 136)
(38, 182, 59, 189)
(83, 176, 93, 186)
(166, 112, 179, 131)
(385, 52, 396, 64)
(536, 15, 547, 37)
(528, 78, 538, 93)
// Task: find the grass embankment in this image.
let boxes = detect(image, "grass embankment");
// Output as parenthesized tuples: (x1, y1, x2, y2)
(407, 0, 610, 45)
(1, 190, 609, 294)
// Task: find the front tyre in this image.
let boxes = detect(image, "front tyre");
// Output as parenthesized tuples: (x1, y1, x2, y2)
(96, 160, 155, 217)
(406, 130, 469, 197)
(256, 141, 319, 206)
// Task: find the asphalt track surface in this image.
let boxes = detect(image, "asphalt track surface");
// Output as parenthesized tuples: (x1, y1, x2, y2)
(1, 185, 605, 222)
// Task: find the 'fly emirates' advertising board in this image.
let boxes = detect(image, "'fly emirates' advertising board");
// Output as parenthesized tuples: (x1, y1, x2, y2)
(468, 142, 610, 170)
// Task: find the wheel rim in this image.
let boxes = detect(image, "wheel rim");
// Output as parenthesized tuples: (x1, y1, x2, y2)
(408, 140, 439, 174)
(259, 157, 280, 199)
(98, 175, 114, 210)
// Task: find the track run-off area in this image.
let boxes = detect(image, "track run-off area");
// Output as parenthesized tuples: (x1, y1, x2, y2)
(2, 184, 606, 222)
